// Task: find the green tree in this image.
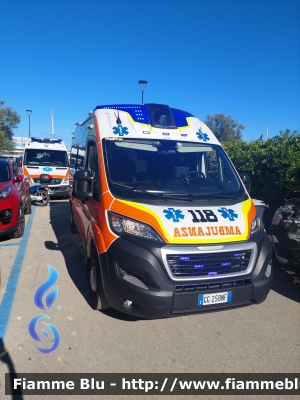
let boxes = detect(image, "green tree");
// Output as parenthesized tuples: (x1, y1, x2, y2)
(205, 113, 244, 142)
(223, 129, 300, 215)
(0, 100, 20, 153)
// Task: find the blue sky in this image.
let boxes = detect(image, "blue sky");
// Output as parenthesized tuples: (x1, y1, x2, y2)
(1, 0, 299, 151)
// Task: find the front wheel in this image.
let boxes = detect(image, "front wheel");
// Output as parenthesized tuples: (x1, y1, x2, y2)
(25, 199, 32, 214)
(70, 205, 78, 233)
(34, 189, 49, 206)
(87, 249, 110, 310)
(9, 206, 25, 238)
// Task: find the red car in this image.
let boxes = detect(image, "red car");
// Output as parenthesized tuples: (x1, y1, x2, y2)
(0, 157, 31, 238)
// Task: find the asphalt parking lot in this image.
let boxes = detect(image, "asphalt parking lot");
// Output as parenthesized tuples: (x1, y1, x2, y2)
(0, 199, 299, 400)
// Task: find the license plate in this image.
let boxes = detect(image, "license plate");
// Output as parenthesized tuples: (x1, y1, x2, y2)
(198, 291, 232, 306)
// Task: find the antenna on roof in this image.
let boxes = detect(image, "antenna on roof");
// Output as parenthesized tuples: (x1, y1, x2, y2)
(50, 108, 55, 139)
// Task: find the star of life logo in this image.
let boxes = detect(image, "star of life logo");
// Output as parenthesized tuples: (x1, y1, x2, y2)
(163, 208, 185, 222)
(42, 167, 53, 172)
(112, 125, 129, 136)
(217, 207, 238, 221)
(196, 129, 210, 142)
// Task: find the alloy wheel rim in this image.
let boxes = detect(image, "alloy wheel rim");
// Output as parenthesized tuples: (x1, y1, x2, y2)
(40, 191, 48, 204)
(90, 264, 97, 292)
(19, 209, 25, 235)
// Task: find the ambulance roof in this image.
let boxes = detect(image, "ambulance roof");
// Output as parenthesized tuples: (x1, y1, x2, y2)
(24, 137, 67, 150)
(74, 103, 221, 147)
(94, 103, 194, 129)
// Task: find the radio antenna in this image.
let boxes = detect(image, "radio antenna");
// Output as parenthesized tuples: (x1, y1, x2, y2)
(50, 108, 55, 138)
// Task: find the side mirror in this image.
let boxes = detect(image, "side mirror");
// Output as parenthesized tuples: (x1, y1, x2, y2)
(40, 174, 52, 184)
(15, 174, 24, 182)
(72, 169, 94, 201)
(239, 173, 251, 194)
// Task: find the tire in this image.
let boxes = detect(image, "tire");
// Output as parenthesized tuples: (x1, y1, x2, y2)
(34, 190, 49, 206)
(9, 206, 25, 239)
(25, 199, 32, 214)
(272, 249, 282, 268)
(87, 248, 110, 310)
(70, 206, 78, 233)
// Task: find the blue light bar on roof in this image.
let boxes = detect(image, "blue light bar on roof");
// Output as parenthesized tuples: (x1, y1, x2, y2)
(171, 108, 194, 127)
(94, 104, 194, 128)
(95, 104, 150, 124)
(31, 138, 62, 144)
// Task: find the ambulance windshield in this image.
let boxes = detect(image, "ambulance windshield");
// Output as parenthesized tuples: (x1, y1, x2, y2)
(103, 139, 246, 202)
(23, 149, 69, 167)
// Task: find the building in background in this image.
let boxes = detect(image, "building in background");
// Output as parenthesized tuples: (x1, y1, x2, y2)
(0, 137, 27, 158)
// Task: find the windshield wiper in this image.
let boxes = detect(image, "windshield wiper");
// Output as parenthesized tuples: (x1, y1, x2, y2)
(111, 183, 239, 200)
(188, 193, 238, 199)
(162, 192, 238, 200)
(110, 182, 137, 190)
(110, 181, 194, 201)
(111, 181, 161, 195)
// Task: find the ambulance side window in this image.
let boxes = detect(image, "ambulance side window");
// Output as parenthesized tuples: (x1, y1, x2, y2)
(70, 144, 86, 170)
(86, 140, 100, 201)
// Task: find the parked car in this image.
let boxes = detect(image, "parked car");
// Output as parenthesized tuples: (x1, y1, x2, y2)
(0, 157, 31, 238)
(266, 192, 300, 270)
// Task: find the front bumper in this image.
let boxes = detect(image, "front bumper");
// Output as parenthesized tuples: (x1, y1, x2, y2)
(0, 198, 19, 235)
(0, 223, 19, 236)
(101, 231, 273, 319)
(0, 209, 18, 235)
(48, 184, 69, 197)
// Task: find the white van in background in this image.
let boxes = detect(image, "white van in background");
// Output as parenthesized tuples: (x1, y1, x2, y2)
(22, 137, 70, 197)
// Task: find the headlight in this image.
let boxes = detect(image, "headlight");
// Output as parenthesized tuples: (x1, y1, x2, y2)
(107, 211, 163, 243)
(0, 186, 11, 199)
(62, 177, 69, 184)
(251, 212, 263, 235)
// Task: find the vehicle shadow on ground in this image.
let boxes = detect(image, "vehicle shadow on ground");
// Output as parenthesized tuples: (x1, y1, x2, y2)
(46, 200, 138, 322)
(0, 235, 10, 243)
(0, 338, 24, 399)
(271, 258, 300, 303)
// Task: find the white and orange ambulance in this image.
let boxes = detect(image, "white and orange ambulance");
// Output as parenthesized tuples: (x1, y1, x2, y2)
(69, 103, 272, 318)
(22, 137, 70, 197)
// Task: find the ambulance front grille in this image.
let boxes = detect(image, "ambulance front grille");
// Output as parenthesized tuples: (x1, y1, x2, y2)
(34, 178, 62, 184)
(166, 250, 252, 278)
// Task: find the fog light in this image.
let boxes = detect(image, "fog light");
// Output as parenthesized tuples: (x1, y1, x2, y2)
(4, 210, 11, 217)
(265, 264, 272, 278)
(123, 300, 132, 309)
